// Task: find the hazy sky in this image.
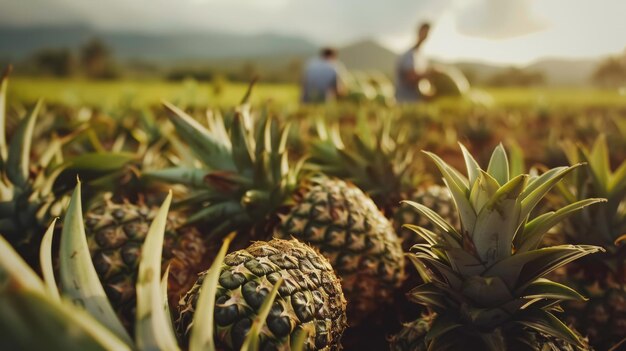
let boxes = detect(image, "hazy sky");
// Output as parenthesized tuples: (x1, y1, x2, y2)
(1, 0, 625, 65)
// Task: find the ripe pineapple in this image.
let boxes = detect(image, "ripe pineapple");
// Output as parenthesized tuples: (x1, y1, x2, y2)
(555, 136, 626, 350)
(85, 198, 211, 330)
(178, 238, 347, 350)
(389, 143, 604, 350)
(147, 101, 405, 322)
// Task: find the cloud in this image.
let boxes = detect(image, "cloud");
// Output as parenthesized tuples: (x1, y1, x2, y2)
(455, 0, 548, 39)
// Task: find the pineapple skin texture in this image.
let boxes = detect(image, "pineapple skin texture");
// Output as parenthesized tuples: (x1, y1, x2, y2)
(276, 178, 405, 323)
(85, 201, 209, 330)
(178, 238, 347, 351)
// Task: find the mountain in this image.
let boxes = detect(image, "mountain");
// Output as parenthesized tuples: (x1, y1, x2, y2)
(338, 39, 397, 76)
(0, 25, 317, 61)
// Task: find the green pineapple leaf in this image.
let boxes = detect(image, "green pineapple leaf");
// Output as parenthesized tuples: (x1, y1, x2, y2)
(39, 218, 60, 301)
(189, 233, 235, 351)
(459, 143, 481, 187)
(59, 181, 133, 345)
(486, 143, 510, 186)
(135, 191, 180, 351)
(6, 99, 41, 188)
(521, 278, 586, 301)
(0, 233, 130, 351)
(0, 65, 10, 164)
(517, 309, 583, 347)
(517, 198, 606, 252)
(163, 101, 235, 171)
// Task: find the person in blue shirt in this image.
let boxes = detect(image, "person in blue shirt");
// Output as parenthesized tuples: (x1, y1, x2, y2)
(301, 47, 347, 103)
(395, 22, 432, 103)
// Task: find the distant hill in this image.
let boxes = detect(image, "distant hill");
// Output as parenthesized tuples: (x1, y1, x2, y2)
(0, 25, 317, 61)
(527, 58, 598, 86)
(338, 39, 397, 76)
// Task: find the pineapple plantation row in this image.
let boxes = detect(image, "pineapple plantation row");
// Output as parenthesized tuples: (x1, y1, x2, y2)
(0, 65, 625, 351)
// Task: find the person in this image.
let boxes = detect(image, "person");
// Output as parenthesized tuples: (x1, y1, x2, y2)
(395, 22, 432, 103)
(301, 47, 346, 103)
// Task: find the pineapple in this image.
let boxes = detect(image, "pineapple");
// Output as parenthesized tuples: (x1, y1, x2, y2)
(389, 143, 604, 350)
(1, 183, 299, 350)
(84, 198, 211, 331)
(178, 238, 347, 350)
(555, 135, 626, 350)
(147, 100, 405, 322)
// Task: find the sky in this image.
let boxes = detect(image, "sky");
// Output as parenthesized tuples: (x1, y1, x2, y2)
(1, 0, 625, 65)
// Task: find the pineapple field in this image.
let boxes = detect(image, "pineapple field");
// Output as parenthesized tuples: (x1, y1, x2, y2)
(0, 61, 625, 351)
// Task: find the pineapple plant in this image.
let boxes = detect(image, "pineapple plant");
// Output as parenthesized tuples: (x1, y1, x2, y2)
(178, 238, 347, 350)
(309, 118, 458, 250)
(1, 182, 304, 351)
(555, 135, 626, 350)
(389, 143, 604, 350)
(147, 98, 405, 323)
(0, 66, 68, 268)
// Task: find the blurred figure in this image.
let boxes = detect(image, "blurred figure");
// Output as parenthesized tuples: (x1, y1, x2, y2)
(301, 47, 346, 103)
(395, 22, 431, 103)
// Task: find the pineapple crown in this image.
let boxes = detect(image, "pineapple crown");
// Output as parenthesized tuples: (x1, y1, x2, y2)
(403, 143, 605, 348)
(559, 135, 626, 244)
(147, 93, 302, 237)
(309, 115, 420, 212)
(0, 66, 67, 246)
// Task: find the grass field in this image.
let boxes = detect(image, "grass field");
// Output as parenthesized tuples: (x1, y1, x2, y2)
(7, 77, 626, 108)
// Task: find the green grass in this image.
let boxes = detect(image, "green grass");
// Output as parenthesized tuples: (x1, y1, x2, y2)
(6, 77, 626, 109)
(7, 78, 299, 109)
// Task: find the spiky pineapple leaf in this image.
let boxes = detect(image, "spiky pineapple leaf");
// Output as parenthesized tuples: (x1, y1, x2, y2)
(40, 218, 60, 301)
(486, 144, 509, 186)
(161, 265, 175, 334)
(0, 65, 10, 164)
(59, 181, 133, 345)
(517, 309, 583, 347)
(189, 233, 235, 351)
(519, 164, 581, 222)
(135, 191, 180, 351)
(163, 101, 235, 171)
(521, 278, 585, 301)
(459, 143, 481, 187)
(402, 201, 461, 240)
(0, 290, 131, 351)
(423, 151, 476, 232)
(484, 245, 602, 292)
(0, 230, 130, 351)
(145, 167, 210, 188)
(6, 99, 41, 188)
(240, 278, 284, 351)
(0, 235, 45, 294)
(291, 328, 309, 351)
(517, 198, 606, 252)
